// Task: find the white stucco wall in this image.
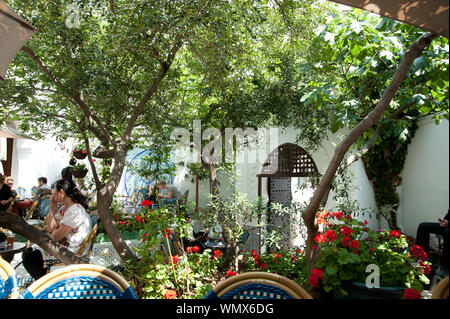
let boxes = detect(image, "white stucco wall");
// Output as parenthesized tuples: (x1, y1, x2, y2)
(11, 137, 73, 197)
(398, 116, 449, 238)
(166, 125, 379, 231)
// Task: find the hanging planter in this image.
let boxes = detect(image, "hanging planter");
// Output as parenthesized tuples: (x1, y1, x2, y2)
(72, 168, 88, 178)
(93, 145, 114, 159)
(72, 149, 88, 160)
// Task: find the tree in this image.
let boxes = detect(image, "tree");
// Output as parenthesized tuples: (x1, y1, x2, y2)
(0, 0, 274, 263)
(292, 11, 447, 288)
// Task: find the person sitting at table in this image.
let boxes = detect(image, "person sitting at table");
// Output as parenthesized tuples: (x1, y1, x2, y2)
(0, 173, 14, 212)
(415, 209, 449, 278)
(35, 177, 51, 197)
(10, 177, 50, 217)
(146, 184, 158, 203)
(22, 178, 92, 280)
(204, 223, 226, 248)
(157, 181, 180, 206)
(183, 215, 206, 253)
(5, 176, 25, 216)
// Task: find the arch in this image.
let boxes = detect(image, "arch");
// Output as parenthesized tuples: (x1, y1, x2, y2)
(257, 143, 319, 196)
(256, 143, 319, 252)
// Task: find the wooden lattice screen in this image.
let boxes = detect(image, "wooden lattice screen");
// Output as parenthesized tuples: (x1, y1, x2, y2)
(258, 143, 319, 178)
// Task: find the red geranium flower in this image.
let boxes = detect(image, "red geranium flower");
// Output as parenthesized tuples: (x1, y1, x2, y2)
(312, 268, 323, 279)
(141, 200, 153, 206)
(325, 230, 337, 242)
(349, 240, 359, 250)
(419, 261, 431, 275)
(342, 235, 352, 247)
(404, 288, 421, 299)
(226, 270, 237, 277)
(259, 262, 267, 270)
(340, 226, 353, 236)
(192, 245, 200, 253)
(162, 228, 172, 239)
(186, 246, 193, 254)
(135, 215, 143, 223)
(251, 249, 257, 257)
(410, 245, 427, 261)
(164, 289, 177, 299)
(389, 230, 402, 239)
(308, 274, 319, 287)
(332, 211, 343, 220)
(213, 250, 222, 259)
(314, 233, 326, 243)
(169, 255, 179, 265)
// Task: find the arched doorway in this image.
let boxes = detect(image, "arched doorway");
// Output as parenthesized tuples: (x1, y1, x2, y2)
(257, 143, 319, 251)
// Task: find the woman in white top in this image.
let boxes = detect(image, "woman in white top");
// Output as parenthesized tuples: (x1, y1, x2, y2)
(22, 179, 92, 280)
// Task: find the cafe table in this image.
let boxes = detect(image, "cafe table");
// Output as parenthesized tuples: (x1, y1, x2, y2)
(0, 242, 27, 263)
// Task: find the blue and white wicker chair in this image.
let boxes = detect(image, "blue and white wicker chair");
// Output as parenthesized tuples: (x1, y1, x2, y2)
(20, 264, 138, 299)
(204, 272, 312, 299)
(0, 257, 19, 299)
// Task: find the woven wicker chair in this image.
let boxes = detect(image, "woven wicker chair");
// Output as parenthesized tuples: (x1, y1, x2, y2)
(0, 257, 19, 299)
(6, 193, 20, 213)
(204, 272, 312, 299)
(24, 195, 42, 220)
(431, 276, 449, 299)
(19, 264, 138, 299)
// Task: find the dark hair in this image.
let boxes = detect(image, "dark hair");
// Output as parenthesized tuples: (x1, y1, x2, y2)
(38, 177, 47, 184)
(54, 178, 88, 209)
(69, 158, 77, 166)
(0, 173, 5, 184)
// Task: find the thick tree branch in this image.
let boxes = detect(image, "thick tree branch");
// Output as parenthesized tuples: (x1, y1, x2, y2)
(121, 40, 183, 142)
(21, 46, 114, 147)
(0, 211, 86, 265)
(302, 32, 437, 275)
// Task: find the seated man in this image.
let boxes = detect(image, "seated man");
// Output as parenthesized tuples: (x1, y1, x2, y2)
(157, 181, 180, 206)
(204, 223, 226, 249)
(182, 215, 206, 254)
(35, 177, 51, 197)
(415, 209, 449, 277)
(11, 177, 50, 216)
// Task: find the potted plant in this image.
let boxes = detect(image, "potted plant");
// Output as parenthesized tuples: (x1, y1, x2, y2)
(72, 148, 88, 160)
(72, 162, 88, 178)
(310, 211, 430, 299)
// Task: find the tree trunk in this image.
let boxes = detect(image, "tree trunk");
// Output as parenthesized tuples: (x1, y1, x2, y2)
(95, 144, 137, 262)
(301, 32, 437, 283)
(0, 211, 86, 265)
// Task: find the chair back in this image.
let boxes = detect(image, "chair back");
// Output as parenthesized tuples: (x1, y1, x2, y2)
(0, 258, 19, 299)
(31, 186, 38, 197)
(20, 264, 138, 299)
(239, 230, 250, 253)
(431, 276, 449, 299)
(180, 190, 189, 205)
(75, 210, 99, 258)
(6, 193, 20, 212)
(25, 195, 42, 220)
(38, 195, 51, 218)
(204, 272, 312, 299)
(16, 187, 27, 199)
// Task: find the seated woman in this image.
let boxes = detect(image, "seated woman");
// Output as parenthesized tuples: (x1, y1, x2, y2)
(22, 179, 92, 280)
